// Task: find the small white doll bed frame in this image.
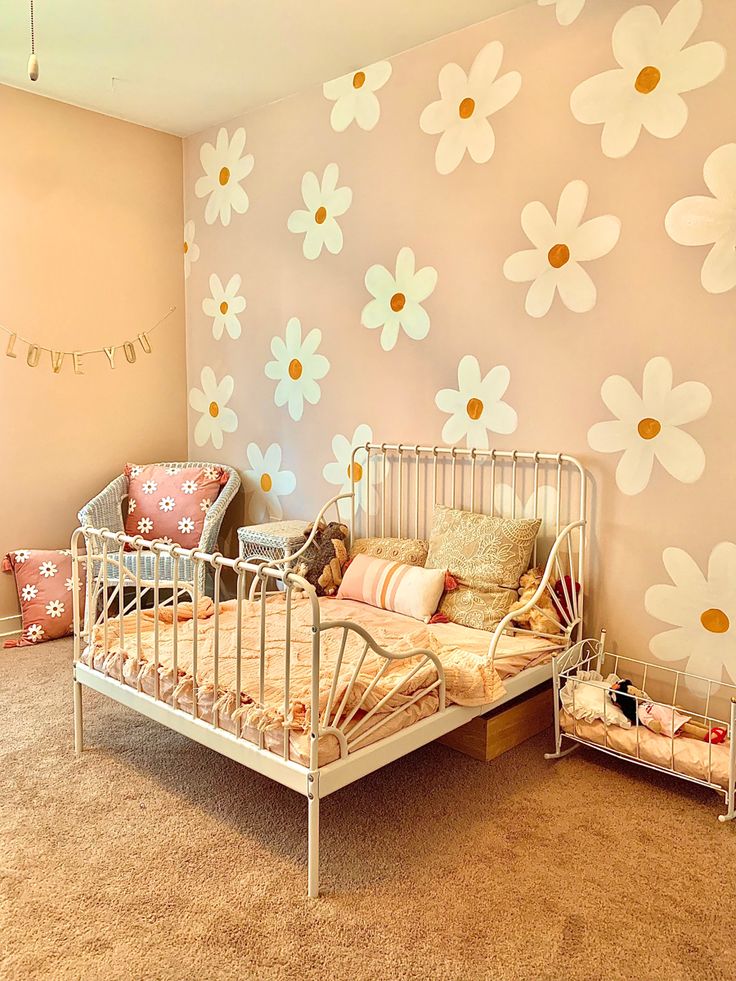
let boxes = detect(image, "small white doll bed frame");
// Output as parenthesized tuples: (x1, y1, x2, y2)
(546, 636, 736, 822)
(72, 443, 587, 897)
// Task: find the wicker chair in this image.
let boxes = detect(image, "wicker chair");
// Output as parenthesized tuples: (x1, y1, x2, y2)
(77, 461, 241, 596)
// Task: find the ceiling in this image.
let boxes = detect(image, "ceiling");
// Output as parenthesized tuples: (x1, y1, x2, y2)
(0, 0, 532, 137)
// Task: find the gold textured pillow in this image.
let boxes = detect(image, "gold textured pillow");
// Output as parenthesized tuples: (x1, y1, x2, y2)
(425, 506, 541, 630)
(350, 537, 428, 567)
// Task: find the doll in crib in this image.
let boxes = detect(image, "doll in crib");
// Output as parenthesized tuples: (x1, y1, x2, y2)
(609, 679, 727, 744)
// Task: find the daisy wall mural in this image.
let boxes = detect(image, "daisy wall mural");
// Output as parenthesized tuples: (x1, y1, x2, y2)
(287, 164, 352, 260)
(419, 40, 521, 175)
(183, 0, 735, 685)
(323, 61, 392, 132)
(503, 180, 621, 318)
(570, 0, 726, 159)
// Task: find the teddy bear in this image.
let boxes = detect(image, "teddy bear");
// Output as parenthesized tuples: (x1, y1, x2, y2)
(510, 565, 562, 635)
(293, 520, 349, 596)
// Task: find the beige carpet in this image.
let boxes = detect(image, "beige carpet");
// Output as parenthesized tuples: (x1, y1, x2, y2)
(2, 639, 736, 981)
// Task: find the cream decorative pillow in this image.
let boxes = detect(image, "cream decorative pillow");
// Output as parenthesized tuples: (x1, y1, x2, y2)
(350, 536, 428, 567)
(425, 506, 541, 630)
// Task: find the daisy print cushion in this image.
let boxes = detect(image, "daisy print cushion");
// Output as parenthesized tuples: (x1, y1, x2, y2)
(3, 548, 82, 648)
(124, 463, 228, 548)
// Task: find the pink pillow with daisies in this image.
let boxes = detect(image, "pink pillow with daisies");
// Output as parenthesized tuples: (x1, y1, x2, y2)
(337, 553, 446, 623)
(123, 463, 228, 548)
(3, 548, 83, 648)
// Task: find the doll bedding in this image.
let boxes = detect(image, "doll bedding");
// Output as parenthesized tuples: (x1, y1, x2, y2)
(81, 593, 560, 767)
(560, 710, 732, 789)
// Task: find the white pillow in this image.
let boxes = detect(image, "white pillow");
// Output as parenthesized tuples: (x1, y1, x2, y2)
(560, 671, 631, 728)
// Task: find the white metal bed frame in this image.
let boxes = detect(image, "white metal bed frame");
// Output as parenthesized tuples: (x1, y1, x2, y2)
(72, 443, 587, 897)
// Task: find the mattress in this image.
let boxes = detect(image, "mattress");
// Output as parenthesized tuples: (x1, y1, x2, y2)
(82, 594, 561, 767)
(560, 710, 732, 790)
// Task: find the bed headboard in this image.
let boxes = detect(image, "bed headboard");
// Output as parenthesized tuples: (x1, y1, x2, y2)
(346, 442, 587, 622)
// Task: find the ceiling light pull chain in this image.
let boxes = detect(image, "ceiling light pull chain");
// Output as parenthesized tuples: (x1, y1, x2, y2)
(28, 0, 39, 81)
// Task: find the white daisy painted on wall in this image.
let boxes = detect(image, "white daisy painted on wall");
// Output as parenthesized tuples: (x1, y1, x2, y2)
(645, 542, 736, 692)
(361, 247, 437, 352)
(538, 0, 586, 27)
(202, 273, 246, 340)
(665, 143, 736, 295)
(195, 127, 254, 226)
(323, 62, 392, 132)
(188, 366, 239, 450)
(323, 423, 384, 516)
(265, 317, 330, 422)
(435, 356, 518, 450)
(287, 164, 352, 260)
(587, 356, 711, 496)
(419, 41, 521, 175)
(570, 0, 726, 159)
(183, 221, 200, 279)
(244, 443, 296, 523)
(503, 180, 621, 318)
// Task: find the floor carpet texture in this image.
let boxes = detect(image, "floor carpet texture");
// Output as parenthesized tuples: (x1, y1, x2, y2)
(2, 638, 736, 980)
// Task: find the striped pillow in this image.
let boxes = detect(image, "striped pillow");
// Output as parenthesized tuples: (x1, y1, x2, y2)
(337, 553, 446, 623)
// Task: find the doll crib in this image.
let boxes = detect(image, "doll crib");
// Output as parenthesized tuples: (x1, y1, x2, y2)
(546, 635, 736, 822)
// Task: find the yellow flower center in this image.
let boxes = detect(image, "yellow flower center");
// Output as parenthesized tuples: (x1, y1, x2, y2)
(466, 397, 484, 421)
(548, 243, 570, 268)
(183, 241, 189, 254)
(353, 71, 366, 89)
(208, 401, 219, 418)
(701, 608, 730, 634)
(637, 418, 661, 440)
(635, 66, 661, 94)
(347, 462, 363, 483)
(288, 358, 303, 380)
(390, 292, 406, 312)
(219, 301, 228, 315)
(315, 206, 327, 225)
(219, 166, 230, 186)
(459, 97, 475, 119)
(260, 473, 273, 493)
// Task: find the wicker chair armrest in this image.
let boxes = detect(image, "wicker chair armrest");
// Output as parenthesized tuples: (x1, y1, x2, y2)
(198, 469, 241, 553)
(77, 473, 128, 534)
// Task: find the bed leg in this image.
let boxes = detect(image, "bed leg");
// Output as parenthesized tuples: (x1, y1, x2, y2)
(73, 678, 83, 756)
(307, 774, 319, 899)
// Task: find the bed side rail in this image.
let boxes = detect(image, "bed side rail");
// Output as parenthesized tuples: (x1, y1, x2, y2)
(71, 522, 448, 773)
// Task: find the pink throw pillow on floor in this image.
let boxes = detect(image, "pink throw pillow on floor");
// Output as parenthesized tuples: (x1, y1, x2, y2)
(123, 463, 228, 549)
(3, 548, 82, 648)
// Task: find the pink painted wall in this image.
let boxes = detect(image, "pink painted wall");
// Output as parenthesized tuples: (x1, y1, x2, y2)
(183, 0, 735, 688)
(0, 85, 187, 621)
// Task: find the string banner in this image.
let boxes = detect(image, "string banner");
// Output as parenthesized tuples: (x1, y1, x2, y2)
(0, 306, 176, 375)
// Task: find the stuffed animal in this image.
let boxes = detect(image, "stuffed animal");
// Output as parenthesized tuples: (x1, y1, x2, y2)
(293, 520, 349, 596)
(510, 566, 562, 635)
(610, 679, 727, 743)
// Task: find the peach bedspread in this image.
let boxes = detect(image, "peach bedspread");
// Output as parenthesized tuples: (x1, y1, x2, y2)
(560, 710, 732, 790)
(82, 594, 558, 766)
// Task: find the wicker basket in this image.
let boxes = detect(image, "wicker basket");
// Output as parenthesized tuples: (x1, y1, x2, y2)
(237, 520, 308, 565)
